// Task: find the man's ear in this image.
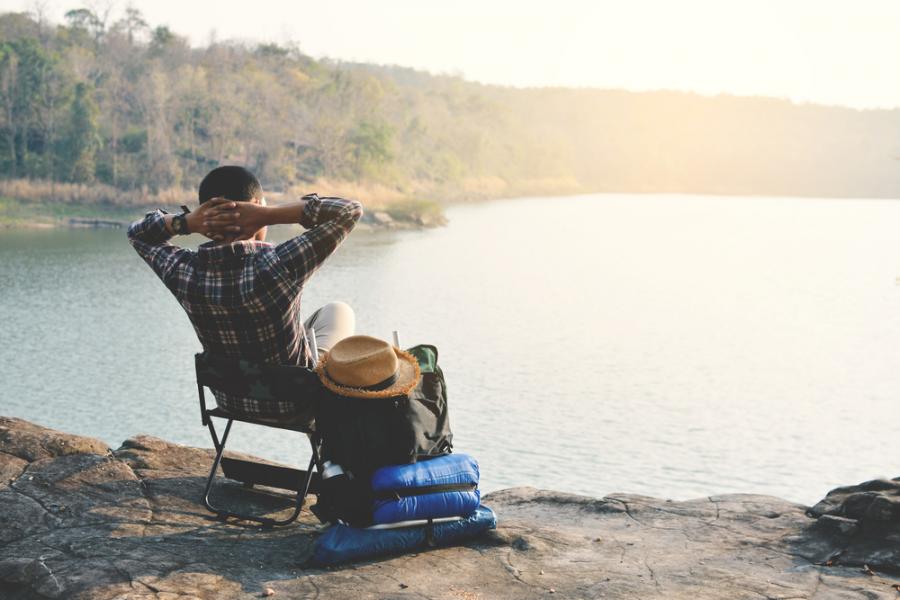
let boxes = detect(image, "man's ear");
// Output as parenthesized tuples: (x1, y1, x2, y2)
(253, 198, 267, 242)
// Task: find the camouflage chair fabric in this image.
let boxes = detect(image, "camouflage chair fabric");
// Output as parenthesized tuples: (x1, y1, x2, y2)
(195, 353, 323, 428)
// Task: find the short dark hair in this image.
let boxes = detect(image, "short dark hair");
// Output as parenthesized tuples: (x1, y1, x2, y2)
(198, 166, 262, 204)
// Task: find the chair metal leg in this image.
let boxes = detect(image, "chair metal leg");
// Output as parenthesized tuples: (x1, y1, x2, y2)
(202, 418, 233, 518)
(264, 443, 319, 527)
(202, 418, 319, 527)
(206, 417, 222, 452)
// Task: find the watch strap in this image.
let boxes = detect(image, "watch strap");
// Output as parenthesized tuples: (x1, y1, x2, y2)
(172, 205, 192, 235)
(172, 214, 188, 235)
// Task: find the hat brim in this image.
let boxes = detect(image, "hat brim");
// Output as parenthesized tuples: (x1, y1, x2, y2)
(316, 347, 420, 399)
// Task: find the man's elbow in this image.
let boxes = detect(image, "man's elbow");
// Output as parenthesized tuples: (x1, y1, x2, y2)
(349, 200, 364, 223)
(127, 210, 166, 244)
(126, 219, 142, 243)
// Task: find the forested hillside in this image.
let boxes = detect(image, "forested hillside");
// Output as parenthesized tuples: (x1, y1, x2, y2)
(1, 7, 899, 220)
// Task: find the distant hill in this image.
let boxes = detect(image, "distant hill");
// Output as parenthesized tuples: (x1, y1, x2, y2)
(1, 8, 898, 204)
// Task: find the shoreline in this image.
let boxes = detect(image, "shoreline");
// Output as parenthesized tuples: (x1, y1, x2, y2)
(0, 175, 585, 231)
(4, 186, 899, 232)
(0, 197, 447, 232)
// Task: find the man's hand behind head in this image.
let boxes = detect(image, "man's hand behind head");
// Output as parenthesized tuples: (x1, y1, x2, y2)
(200, 197, 270, 243)
(182, 198, 236, 241)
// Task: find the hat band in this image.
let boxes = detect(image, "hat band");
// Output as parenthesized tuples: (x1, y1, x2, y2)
(323, 366, 399, 392)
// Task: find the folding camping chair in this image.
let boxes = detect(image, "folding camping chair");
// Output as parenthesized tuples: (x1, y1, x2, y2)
(194, 351, 325, 527)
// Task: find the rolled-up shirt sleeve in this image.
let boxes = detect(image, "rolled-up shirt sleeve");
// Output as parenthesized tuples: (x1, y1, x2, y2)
(126, 210, 190, 286)
(272, 195, 363, 287)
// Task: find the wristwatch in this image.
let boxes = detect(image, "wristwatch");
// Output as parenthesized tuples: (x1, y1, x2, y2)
(171, 205, 191, 235)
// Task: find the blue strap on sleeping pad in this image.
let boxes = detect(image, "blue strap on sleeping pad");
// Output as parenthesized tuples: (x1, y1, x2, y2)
(311, 505, 497, 566)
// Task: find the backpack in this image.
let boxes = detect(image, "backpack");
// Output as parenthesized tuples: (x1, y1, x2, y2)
(313, 344, 453, 525)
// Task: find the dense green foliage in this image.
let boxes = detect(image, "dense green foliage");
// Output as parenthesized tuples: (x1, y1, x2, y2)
(1, 8, 899, 203)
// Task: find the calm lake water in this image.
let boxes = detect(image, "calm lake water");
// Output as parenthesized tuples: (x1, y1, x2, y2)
(2, 193, 900, 505)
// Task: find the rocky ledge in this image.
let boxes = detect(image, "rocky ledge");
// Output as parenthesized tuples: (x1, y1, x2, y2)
(357, 208, 447, 230)
(1, 416, 899, 599)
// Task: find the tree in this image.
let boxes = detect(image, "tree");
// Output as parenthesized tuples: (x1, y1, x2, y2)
(62, 82, 100, 182)
(64, 8, 104, 42)
(0, 42, 19, 176)
(116, 6, 148, 45)
(28, 45, 68, 181)
(349, 120, 393, 180)
(0, 38, 64, 179)
(149, 25, 175, 52)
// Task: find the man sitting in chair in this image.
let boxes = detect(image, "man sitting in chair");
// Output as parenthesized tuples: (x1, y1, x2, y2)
(127, 165, 363, 418)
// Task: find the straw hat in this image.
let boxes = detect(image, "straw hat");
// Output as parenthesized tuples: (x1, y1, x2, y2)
(316, 335, 420, 399)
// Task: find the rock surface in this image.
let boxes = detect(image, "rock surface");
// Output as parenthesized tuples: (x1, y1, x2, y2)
(1, 416, 899, 599)
(804, 478, 900, 575)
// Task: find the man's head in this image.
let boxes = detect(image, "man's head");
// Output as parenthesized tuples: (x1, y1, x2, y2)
(199, 165, 262, 204)
(199, 166, 266, 242)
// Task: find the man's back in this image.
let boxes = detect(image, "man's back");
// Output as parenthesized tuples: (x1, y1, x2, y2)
(178, 241, 308, 364)
(128, 192, 363, 415)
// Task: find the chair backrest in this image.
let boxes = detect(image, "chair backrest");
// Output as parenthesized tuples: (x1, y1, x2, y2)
(195, 352, 323, 404)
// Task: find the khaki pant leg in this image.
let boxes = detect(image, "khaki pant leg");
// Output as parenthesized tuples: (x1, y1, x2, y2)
(304, 301, 356, 357)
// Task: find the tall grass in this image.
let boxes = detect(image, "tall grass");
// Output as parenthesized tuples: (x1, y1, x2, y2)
(0, 177, 448, 227)
(0, 179, 192, 207)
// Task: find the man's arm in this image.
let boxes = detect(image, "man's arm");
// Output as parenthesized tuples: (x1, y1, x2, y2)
(127, 199, 235, 284)
(203, 194, 363, 286)
(273, 195, 363, 286)
(127, 210, 190, 286)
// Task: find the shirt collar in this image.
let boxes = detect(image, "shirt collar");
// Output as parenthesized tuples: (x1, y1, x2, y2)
(197, 240, 273, 262)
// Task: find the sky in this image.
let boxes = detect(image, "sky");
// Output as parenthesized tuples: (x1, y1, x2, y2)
(4, 0, 900, 109)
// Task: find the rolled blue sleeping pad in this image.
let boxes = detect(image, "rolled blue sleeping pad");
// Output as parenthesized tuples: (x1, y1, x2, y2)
(311, 505, 497, 566)
(371, 453, 481, 524)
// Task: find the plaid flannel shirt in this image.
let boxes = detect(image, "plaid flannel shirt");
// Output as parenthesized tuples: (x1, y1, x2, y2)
(127, 194, 363, 416)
